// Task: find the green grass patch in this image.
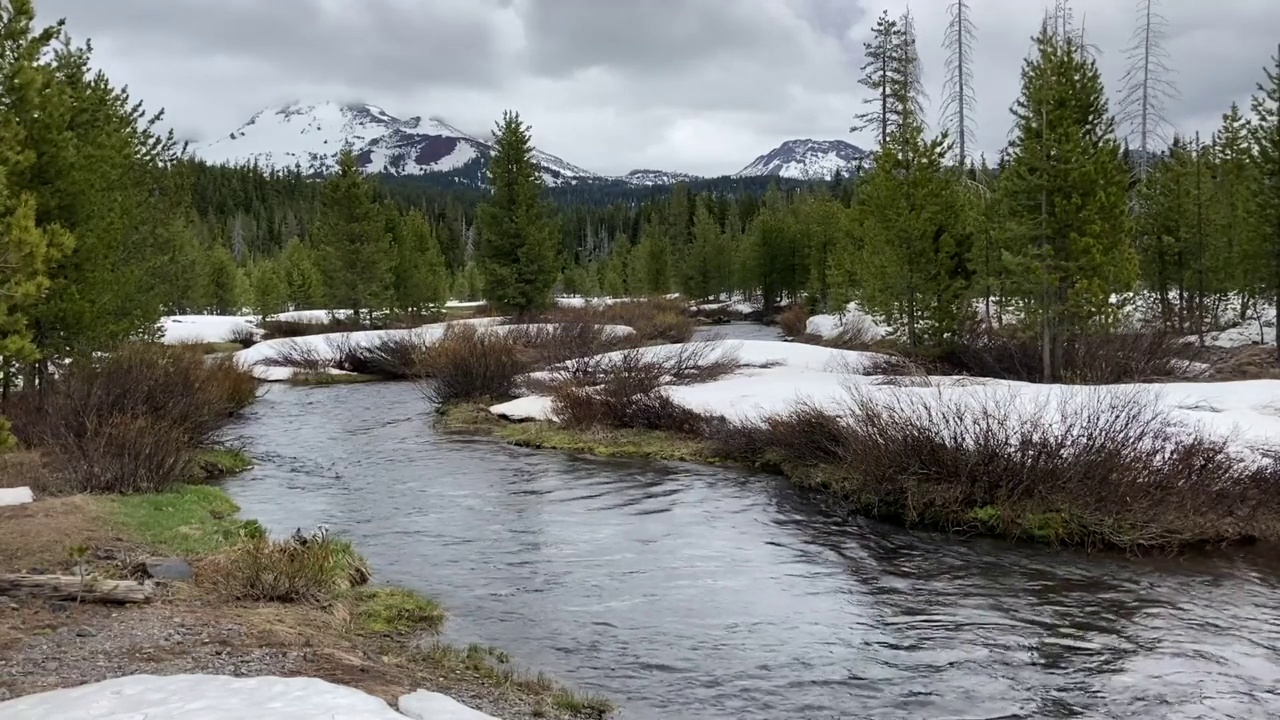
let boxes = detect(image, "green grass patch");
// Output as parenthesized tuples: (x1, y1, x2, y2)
(421, 643, 613, 719)
(288, 372, 383, 386)
(348, 587, 447, 636)
(198, 342, 246, 355)
(499, 422, 716, 463)
(438, 402, 717, 463)
(195, 447, 253, 478)
(109, 485, 251, 557)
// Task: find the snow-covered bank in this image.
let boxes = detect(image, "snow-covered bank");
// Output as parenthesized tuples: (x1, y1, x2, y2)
(0, 674, 499, 720)
(490, 339, 1280, 452)
(804, 302, 886, 342)
(237, 319, 635, 381)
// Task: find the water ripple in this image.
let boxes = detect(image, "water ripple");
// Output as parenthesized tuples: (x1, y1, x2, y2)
(224, 382, 1280, 720)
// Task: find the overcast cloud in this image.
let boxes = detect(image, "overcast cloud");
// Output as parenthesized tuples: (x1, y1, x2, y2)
(34, 0, 1280, 177)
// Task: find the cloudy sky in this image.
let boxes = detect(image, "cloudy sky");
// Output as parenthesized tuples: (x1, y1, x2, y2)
(35, 0, 1280, 177)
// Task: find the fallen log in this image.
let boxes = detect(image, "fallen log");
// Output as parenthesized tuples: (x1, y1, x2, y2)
(0, 574, 155, 603)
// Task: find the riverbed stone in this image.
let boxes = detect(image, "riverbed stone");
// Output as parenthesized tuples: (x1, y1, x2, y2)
(145, 558, 195, 582)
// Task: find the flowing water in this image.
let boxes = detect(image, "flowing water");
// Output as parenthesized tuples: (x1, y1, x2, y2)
(223, 333, 1280, 719)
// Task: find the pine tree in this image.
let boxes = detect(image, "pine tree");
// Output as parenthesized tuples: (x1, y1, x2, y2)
(1251, 47, 1280, 363)
(393, 209, 449, 313)
(2, 6, 183, 363)
(315, 149, 391, 322)
(853, 11, 902, 147)
(633, 221, 672, 296)
(601, 233, 630, 299)
(1210, 103, 1262, 319)
(279, 237, 324, 310)
(686, 195, 721, 301)
(248, 257, 287, 322)
(1000, 21, 1135, 380)
(476, 111, 560, 314)
(207, 244, 247, 315)
(855, 92, 967, 347)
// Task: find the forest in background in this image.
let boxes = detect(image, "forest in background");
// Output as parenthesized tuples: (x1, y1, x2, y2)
(1, 0, 1279, 389)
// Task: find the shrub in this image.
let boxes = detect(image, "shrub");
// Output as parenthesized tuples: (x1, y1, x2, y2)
(419, 325, 528, 406)
(9, 344, 259, 494)
(327, 333, 430, 379)
(497, 322, 628, 368)
(913, 327, 1194, 384)
(709, 388, 1280, 551)
(255, 338, 332, 374)
(776, 305, 810, 338)
(541, 298, 695, 344)
(549, 344, 741, 434)
(226, 324, 260, 349)
(199, 528, 371, 603)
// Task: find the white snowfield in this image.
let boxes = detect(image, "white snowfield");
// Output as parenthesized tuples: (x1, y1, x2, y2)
(237, 319, 636, 381)
(159, 315, 260, 345)
(490, 339, 1280, 453)
(805, 301, 887, 342)
(0, 674, 500, 720)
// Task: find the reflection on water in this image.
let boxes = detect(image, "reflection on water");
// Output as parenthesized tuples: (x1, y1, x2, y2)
(225, 382, 1280, 720)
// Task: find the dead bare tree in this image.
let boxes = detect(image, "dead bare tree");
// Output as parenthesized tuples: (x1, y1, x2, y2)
(941, 0, 976, 166)
(1117, 0, 1178, 180)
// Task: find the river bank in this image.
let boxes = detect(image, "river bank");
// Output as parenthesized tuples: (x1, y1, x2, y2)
(0, 458, 612, 719)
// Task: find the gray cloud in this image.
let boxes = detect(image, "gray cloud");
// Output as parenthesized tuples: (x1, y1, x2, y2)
(33, 0, 1280, 177)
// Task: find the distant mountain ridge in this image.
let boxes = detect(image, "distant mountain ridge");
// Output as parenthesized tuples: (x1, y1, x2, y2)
(194, 102, 868, 186)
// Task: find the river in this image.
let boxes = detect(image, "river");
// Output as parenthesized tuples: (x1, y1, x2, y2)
(223, 326, 1280, 720)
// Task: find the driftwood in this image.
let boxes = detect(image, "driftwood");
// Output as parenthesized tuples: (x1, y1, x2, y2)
(0, 574, 155, 603)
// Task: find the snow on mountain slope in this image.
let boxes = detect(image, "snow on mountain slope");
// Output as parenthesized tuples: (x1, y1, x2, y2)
(734, 139, 870, 180)
(196, 101, 589, 185)
(616, 169, 702, 186)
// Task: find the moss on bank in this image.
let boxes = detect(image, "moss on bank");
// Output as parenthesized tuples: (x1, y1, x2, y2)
(437, 403, 718, 463)
(288, 372, 383, 386)
(196, 447, 254, 478)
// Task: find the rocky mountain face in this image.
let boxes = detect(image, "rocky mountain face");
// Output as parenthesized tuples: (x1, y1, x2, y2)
(196, 102, 867, 186)
(733, 139, 870, 180)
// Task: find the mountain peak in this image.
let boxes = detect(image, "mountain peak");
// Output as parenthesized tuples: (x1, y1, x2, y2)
(734, 138, 869, 180)
(194, 101, 587, 185)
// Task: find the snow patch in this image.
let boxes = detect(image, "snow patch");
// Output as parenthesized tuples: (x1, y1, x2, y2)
(160, 315, 259, 345)
(398, 690, 499, 720)
(0, 486, 34, 507)
(0, 674, 499, 720)
(488, 339, 1280, 453)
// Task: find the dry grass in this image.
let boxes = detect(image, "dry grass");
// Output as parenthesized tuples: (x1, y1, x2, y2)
(0, 449, 48, 489)
(538, 298, 695, 344)
(776, 305, 810, 338)
(0, 495, 121, 574)
(198, 531, 371, 604)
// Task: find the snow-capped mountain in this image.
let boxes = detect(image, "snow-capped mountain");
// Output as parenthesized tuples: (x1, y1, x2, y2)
(734, 139, 870, 180)
(615, 169, 703, 186)
(195, 101, 596, 186)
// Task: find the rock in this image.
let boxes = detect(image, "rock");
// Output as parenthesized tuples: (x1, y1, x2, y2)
(0, 487, 34, 507)
(398, 690, 500, 720)
(74, 627, 97, 638)
(145, 558, 194, 582)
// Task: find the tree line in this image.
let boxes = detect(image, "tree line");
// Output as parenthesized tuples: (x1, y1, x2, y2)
(4, 0, 1280, 400)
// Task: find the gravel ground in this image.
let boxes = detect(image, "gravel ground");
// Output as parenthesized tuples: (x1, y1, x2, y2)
(0, 594, 583, 719)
